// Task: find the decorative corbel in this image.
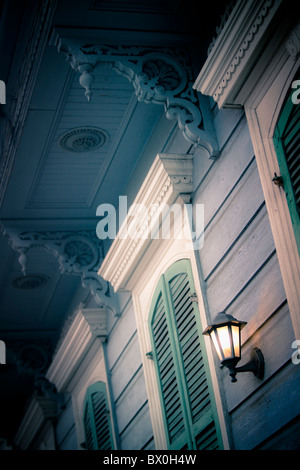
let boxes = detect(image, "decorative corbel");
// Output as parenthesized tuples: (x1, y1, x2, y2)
(53, 37, 220, 159)
(2, 228, 119, 314)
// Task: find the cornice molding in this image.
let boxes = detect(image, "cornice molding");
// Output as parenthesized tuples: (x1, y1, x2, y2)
(193, 0, 282, 108)
(14, 395, 57, 449)
(98, 153, 193, 291)
(46, 307, 108, 392)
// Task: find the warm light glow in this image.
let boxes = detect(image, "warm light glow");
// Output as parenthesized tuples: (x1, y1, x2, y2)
(232, 325, 240, 358)
(217, 326, 232, 359)
(202, 312, 247, 366)
(211, 330, 222, 361)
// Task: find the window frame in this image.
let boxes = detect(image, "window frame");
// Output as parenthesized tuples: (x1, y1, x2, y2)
(148, 259, 223, 450)
(273, 89, 300, 255)
(83, 381, 114, 450)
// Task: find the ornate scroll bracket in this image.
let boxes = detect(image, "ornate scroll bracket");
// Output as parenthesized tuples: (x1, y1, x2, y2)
(53, 38, 220, 159)
(3, 228, 119, 316)
(285, 22, 300, 59)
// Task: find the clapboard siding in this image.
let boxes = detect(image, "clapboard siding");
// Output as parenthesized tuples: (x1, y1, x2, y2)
(213, 108, 245, 150)
(110, 331, 142, 403)
(205, 205, 276, 314)
(56, 395, 77, 450)
(107, 296, 153, 449)
(193, 108, 294, 449)
(193, 117, 255, 226)
(103, 102, 294, 450)
(107, 297, 137, 369)
(114, 367, 148, 434)
(227, 254, 287, 338)
(230, 360, 300, 449)
(119, 401, 154, 450)
(226, 301, 294, 412)
(200, 157, 264, 279)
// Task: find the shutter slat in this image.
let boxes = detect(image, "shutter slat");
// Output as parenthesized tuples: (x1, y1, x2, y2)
(84, 405, 94, 450)
(196, 422, 220, 450)
(282, 103, 300, 214)
(150, 261, 222, 450)
(169, 273, 215, 426)
(92, 390, 113, 450)
(83, 383, 114, 450)
(152, 289, 186, 445)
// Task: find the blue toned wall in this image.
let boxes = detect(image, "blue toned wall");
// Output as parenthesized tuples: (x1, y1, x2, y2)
(106, 293, 154, 450)
(109, 94, 300, 449)
(192, 104, 300, 449)
(55, 393, 77, 450)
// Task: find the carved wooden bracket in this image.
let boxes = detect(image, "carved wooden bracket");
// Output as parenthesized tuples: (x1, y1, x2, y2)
(50, 35, 220, 159)
(2, 227, 119, 316)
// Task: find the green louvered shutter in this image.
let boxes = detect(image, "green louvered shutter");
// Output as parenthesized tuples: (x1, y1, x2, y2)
(274, 85, 300, 255)
(84, 404, 94, 450)
(83, 382, 114, 450)
(151, 291, 187, 448)
(149, 259, 223, 450)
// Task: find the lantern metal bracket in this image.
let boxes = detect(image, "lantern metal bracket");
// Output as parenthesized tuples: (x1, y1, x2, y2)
(222, 347, 264, 383)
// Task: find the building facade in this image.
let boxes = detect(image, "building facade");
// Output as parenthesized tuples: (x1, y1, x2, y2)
(0, 0, 299, 451)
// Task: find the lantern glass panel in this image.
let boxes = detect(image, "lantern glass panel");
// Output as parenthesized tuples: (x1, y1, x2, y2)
(216, 325, 232, 359)
(232, 325, 240, 358)
(211, 330, 222, 361)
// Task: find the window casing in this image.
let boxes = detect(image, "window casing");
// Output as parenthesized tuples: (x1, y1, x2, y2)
(148, 259, 223, 450)
(83, 381, 114, 450)
(274, 85, 300, 255)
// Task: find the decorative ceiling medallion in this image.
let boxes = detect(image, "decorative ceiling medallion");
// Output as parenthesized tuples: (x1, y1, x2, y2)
(58, 127, 109, 153)
(12, 274, 48, 290)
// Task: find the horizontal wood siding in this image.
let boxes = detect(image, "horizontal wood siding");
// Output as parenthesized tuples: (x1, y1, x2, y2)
(193, 109, 297, 449)
(56, 394, 77, 450)
(107, 296, 153, 450)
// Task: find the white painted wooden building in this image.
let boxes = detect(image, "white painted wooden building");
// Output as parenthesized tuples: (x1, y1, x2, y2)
(0, 0, 299, 451)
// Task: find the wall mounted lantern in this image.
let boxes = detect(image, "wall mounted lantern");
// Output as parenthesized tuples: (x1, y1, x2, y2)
(202, 311, 264, 383)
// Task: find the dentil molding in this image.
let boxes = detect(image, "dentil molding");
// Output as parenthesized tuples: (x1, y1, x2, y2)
(193, 0, 283, 108)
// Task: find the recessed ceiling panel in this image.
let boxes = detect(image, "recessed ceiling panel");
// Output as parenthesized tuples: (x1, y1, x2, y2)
(26, 66, 134, 208)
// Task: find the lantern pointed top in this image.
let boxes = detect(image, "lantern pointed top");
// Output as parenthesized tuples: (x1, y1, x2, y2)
(203, 311, 247, 335)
